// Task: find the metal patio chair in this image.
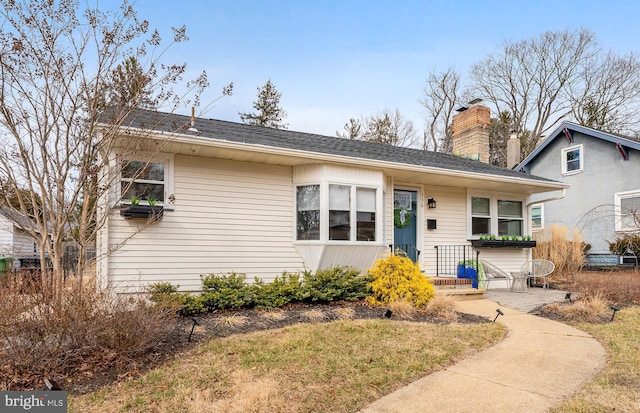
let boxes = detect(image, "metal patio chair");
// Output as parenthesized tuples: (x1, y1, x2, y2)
(479, 260, 512, 290)
(518, 259, 555, 290)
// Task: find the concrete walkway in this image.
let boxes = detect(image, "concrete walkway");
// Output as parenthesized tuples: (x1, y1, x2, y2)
(359, 289, 607, 413)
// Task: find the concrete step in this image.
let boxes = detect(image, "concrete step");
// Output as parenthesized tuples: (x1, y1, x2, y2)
(436, 288, 485, 301)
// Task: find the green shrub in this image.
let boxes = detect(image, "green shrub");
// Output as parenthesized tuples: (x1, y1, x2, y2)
(366, 254, 435, 309)
(148, 282, 205, 315)
(148, 282, 179, 300)
(609, 234, 640, 258)
(251, 272, 302, 309)
(175, 293, 206, 316)
(148, 281, 182, 310)
(200, 272, 252, 310)
(302, 266, 371, 303)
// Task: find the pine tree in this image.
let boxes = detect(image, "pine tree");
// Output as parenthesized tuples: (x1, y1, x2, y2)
(239, 80, 288, 129)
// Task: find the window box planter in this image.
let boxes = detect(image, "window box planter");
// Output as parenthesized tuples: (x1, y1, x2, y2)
(471, 239, 536, 248)
(120, 205, 163, 220)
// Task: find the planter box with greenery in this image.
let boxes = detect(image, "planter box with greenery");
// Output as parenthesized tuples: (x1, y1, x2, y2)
(471, 235, 536, 249)
(120, 197, 163, 220)
(120, 205, 164, 220)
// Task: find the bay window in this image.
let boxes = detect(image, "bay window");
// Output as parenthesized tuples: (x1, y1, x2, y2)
(296, 185, 320, 240)
(356, 188, 376, 241)
(296, 184, 378, 242)
(329, 185, 351, 240)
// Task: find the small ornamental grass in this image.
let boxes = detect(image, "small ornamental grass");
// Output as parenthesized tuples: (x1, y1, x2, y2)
(301, 309, 328, 323)
(367, 253, 435, 309)
(542, 292, 610, 323)
(332, 307, 356, 320)
(388, 300, 417, 319)
(425, 294, 459, 321)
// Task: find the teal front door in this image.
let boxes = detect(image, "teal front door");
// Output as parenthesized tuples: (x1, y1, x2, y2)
(393, 189, 418, 262)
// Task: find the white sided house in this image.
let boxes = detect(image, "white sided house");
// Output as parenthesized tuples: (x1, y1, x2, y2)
(0, 207, 43, 267)
(96, 107, 568, 293)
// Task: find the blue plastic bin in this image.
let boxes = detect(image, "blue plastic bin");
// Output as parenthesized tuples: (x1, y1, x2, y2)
(456, 264, 478, 288)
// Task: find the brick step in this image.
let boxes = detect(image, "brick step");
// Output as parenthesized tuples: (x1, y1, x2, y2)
(429, 276, 474, 290)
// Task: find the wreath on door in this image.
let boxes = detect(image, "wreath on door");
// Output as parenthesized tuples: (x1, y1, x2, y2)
(394, 207, 411, 228)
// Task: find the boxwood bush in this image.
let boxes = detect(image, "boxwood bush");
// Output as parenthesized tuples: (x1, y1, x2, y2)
(302, 266, 371, 303)
(251, 272, 303, 309)
(149, 266, 373, 314)
(200, 272, 252, 310)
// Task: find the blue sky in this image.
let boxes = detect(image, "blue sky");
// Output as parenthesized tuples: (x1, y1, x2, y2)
(125, 0, 640, 137)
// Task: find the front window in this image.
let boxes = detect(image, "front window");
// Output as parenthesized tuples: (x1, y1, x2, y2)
(121, 160, 165, 205)
(562, 145, 583, 175)
(471, 197, 491, 235)
(498, 200, 523, 236)
(469, 195, 526, 238)
(297, 185, 320, 240)
(615, 190, 640, 232)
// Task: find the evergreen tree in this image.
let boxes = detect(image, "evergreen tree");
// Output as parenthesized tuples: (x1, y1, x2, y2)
(239, 80, 288, 129)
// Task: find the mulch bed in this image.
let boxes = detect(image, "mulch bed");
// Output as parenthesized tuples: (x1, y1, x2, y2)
(10, 301, 490, 395)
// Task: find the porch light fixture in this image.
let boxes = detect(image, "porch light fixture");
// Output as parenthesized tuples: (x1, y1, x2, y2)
(610, 305, 621, 322)
(188, 317, 200, 342)
(493, 308, 504, 322)
(427, 197, 436, 209)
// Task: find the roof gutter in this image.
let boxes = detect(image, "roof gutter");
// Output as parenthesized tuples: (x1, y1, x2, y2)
(527, 188, 567, 207)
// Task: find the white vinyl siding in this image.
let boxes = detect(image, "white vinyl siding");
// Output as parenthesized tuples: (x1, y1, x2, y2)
(106, 155, 305, 292)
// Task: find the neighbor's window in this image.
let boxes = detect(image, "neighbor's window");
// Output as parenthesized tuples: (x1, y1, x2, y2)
(297, 185, 320, 240)
(356, 187, 376, 241)
(471, 197, 491, 235)
(562, 144, 583, 175)
(329, 184, 351, 240)
(531, 204, 543, 230)
(498, 200, 523, 236)
(121, 160, 165, 205)
(615, 190, 640, 232)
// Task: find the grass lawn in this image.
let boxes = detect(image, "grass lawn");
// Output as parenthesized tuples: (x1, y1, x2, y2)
(552, 305, 640, 412)
(69, 319, 505, 413)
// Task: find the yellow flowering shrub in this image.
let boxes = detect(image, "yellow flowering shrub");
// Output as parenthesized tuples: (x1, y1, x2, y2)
(366, 254, 435, 309)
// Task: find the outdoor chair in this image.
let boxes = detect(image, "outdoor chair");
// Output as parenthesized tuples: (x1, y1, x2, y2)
(517, 259, 555, 290)
(479, 260, 512, 289)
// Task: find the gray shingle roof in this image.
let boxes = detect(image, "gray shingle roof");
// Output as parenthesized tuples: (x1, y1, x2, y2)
(107, 108, 557, 184)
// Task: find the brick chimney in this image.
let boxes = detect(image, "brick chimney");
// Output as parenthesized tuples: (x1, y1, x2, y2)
(451, 104, 490, 163)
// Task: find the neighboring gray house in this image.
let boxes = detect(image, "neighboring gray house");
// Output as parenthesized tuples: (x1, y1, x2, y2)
(516, 122, 640, 265)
